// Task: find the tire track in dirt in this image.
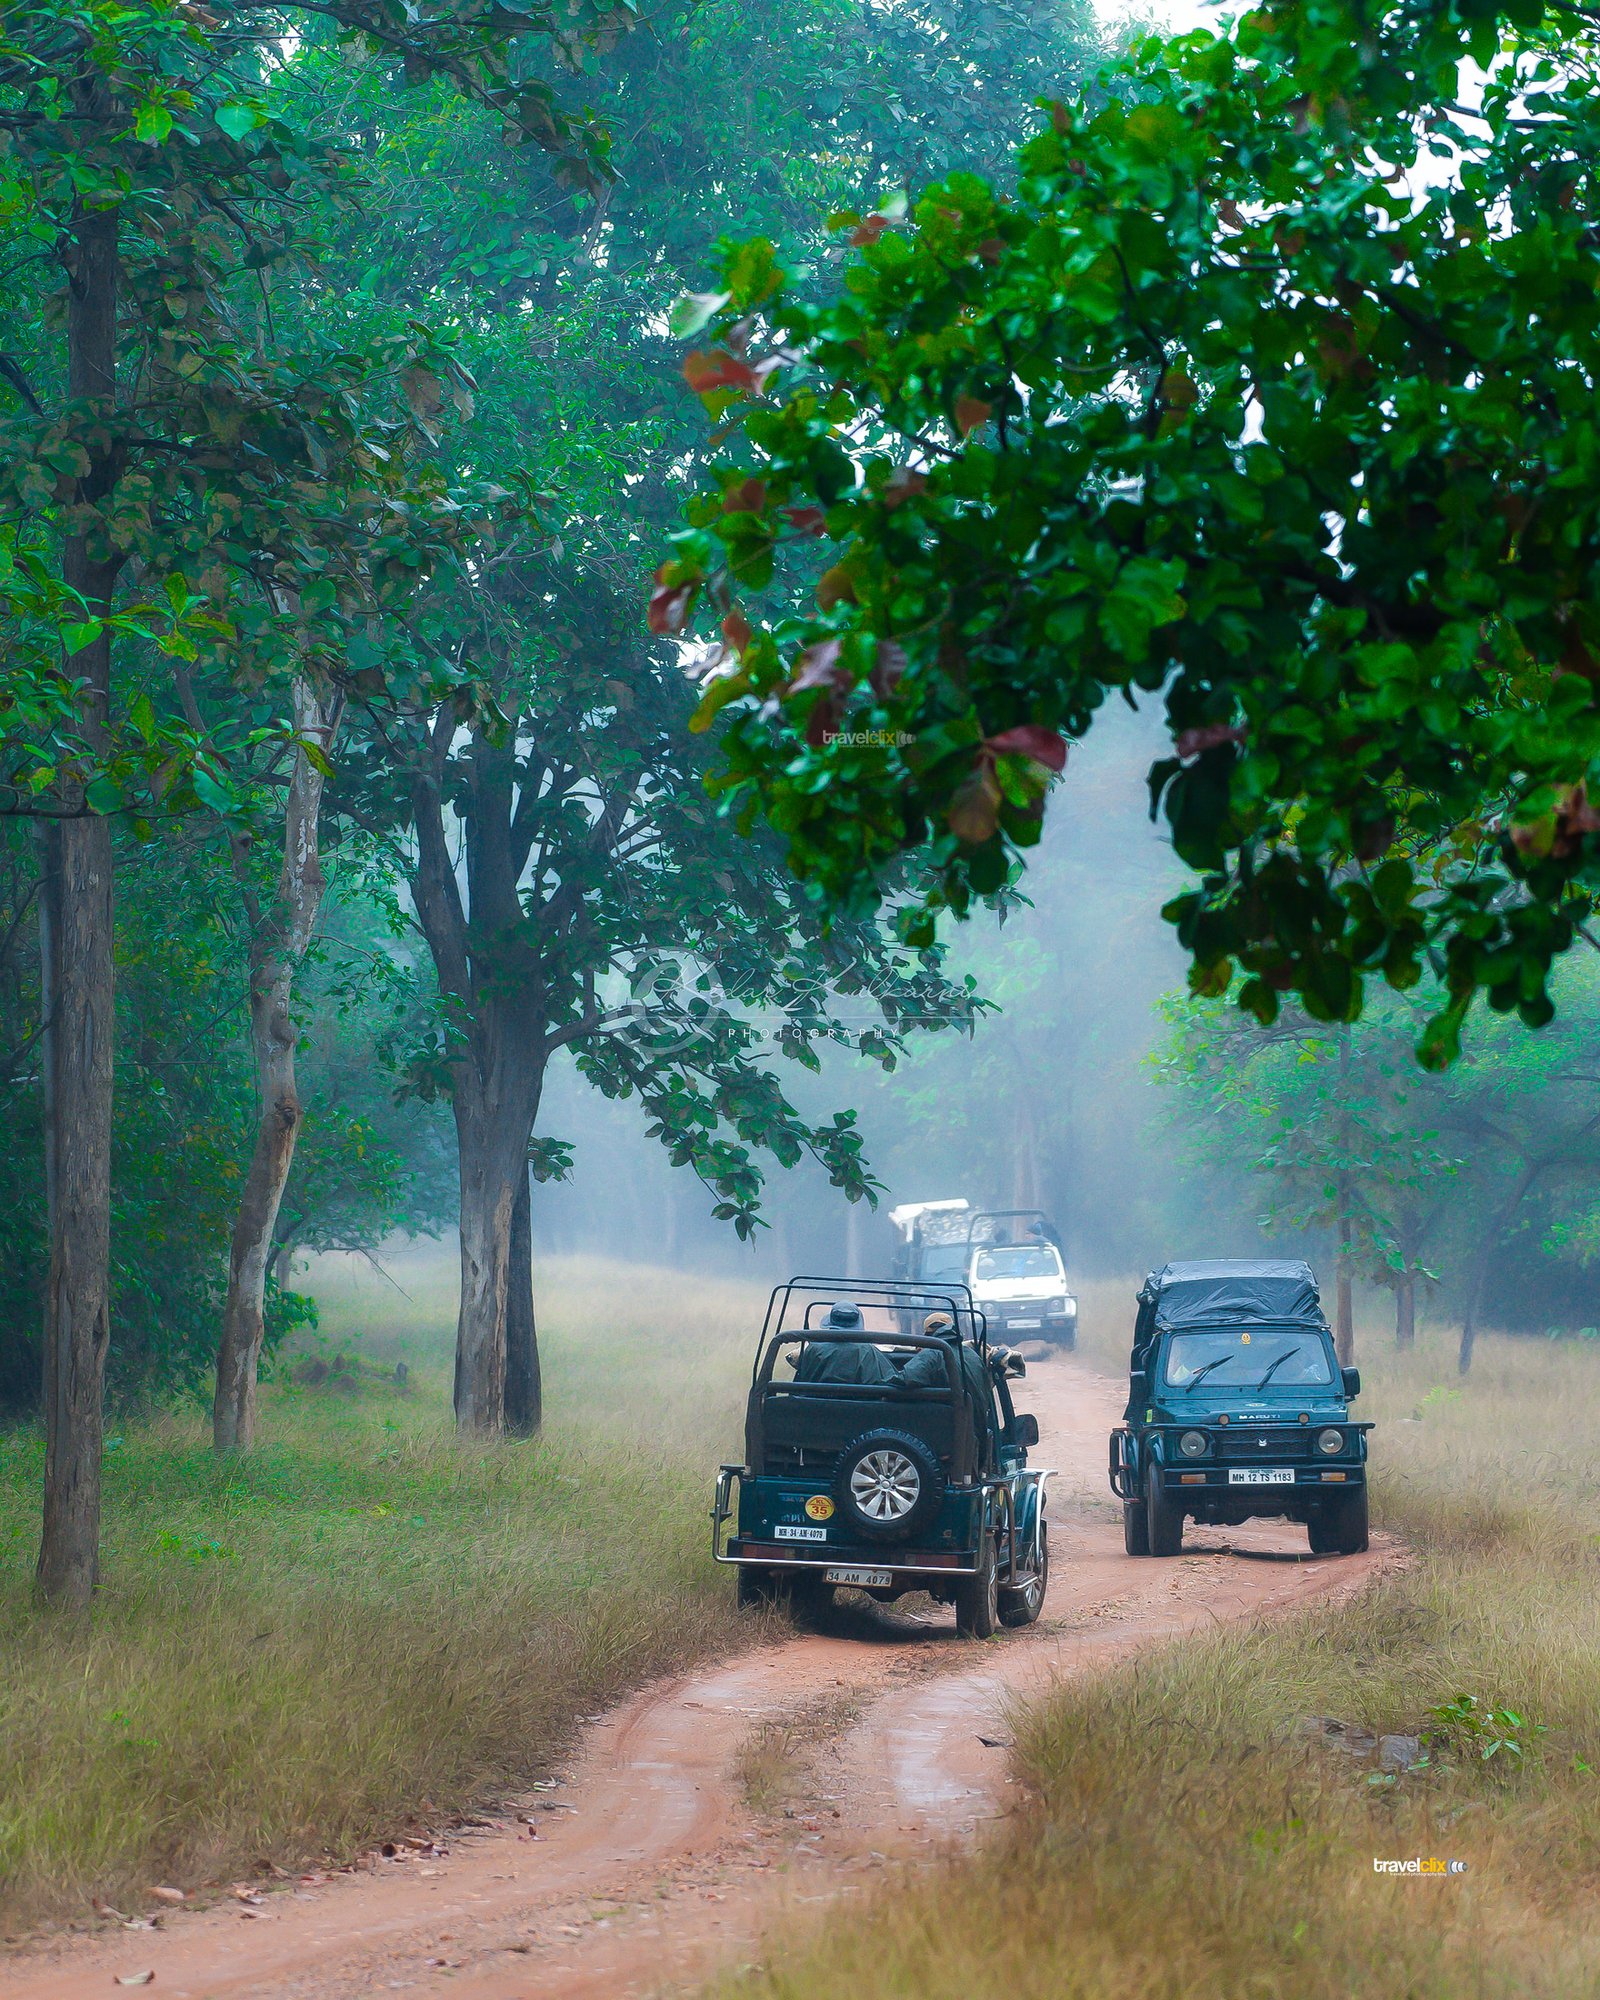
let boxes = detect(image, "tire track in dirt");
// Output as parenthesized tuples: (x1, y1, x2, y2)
(3, 1354, 1403, 2000)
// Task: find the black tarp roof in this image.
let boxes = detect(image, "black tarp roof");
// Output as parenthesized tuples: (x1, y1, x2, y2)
(1140, 1259, 1325, 1331)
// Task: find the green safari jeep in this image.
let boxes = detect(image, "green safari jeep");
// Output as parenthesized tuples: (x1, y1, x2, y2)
(1108, 1260, 1372, 1558)
(713, 1275, 1052, 1637)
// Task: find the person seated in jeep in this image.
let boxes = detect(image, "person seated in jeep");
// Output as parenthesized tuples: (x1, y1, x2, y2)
(895, 1311, 998, 1472)
(793, 1300, 899, 1385)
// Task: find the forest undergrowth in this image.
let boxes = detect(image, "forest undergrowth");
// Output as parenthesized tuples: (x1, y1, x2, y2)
(0, 1252, 758, 1934)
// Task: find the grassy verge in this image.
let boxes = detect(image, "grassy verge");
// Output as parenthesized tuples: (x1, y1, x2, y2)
(711, 1323, 1600, 2000)
(0, 1250, 760, 1936)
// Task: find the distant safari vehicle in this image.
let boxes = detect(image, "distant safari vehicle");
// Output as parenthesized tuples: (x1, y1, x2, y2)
(965, 1209, 1077, 1348)
(888, 1198, 974, 1288)
(1108, 1260, 1371, 1557)
(712, 1276, 1052, 1637)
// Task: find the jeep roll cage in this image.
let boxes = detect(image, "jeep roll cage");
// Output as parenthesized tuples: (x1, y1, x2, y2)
(964, 1208, 1060, 1253)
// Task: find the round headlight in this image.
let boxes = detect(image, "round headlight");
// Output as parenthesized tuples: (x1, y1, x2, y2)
(1316, 1427, 1344, 1455)
(1179, 1429, 1208, 1458)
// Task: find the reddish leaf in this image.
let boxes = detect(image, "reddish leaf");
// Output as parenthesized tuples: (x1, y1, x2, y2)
(986, 725, 1068, 772)
(1554, 782, 1600, 857)
(722, 476, 767, 514)
(683, 349, 760, 396)
(947, 761, 1003, 844)
(954, 396, 992, 437)
(647, 564, 697, 636)
(1175, 722, 1247, 760)
(722, 609, 754, 655)
(850, 214, 892, 247)
(816, 564, 857, 611)
(783, 505, 828, 538)
(978, 237, 1006, 265)
(881, 468, 927, 511)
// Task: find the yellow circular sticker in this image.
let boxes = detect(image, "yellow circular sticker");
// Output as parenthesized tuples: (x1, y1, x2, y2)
(805, 1494, 835, 1522)
(1241, 1332, 1252, 1344)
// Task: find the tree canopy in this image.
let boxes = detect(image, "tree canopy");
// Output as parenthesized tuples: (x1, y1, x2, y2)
(660, 0, 1600, 1064)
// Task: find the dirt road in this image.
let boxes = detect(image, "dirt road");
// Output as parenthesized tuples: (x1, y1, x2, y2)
(6, 1354, 1399, 2000)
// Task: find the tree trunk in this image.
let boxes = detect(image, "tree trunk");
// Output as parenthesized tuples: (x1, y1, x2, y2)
(1012, 1072, 1040, 1211)
(1458, 1244, 1494, 1376)
(36, 810, 114, 1608)
(504, 1166, 541, 1437)
(407, 718, 551, 1439)
(1395, 1270, 1416, 1349)
(845, 1193, 864, 1275)
(35, 185, 121, 1609)
(213, 678, 334, 1453)
(1334, 1184, 1355, 1367)
(1459, 1161, 1544, 1376)
(452, 1070, 543, 1434)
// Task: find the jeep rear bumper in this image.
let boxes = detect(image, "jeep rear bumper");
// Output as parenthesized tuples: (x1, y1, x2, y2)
(711, 1463, 1051, 1584)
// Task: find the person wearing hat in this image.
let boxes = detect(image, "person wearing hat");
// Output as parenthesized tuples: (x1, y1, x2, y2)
(794, 1299, 897, 1384)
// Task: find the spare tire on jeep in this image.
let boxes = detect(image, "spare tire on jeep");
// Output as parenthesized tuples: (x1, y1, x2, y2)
(833, 1429, 945, 1542)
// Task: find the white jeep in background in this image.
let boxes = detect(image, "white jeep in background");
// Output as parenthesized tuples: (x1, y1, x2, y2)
(966, 1213, 1078, 1349)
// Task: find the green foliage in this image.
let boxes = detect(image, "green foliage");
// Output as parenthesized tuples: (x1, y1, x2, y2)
(1425, 1693, 1548, 1768)
(277, 0, 1106, 1228)
(1157, 963, 1600, 1325)
(666, 0, 1600, 1058)
(0, 826, 446, 1417)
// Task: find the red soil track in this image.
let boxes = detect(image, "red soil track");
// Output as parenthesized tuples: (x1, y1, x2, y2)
(4, 1353, 1400, 2000)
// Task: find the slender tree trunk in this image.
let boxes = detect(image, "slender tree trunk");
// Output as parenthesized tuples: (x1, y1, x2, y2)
(1459, 1161, 1544, 1376)
(213, 679, 334, 1452)
(1012, 1071, 1040, 1211)
(1395, 1270, 1416, 1349)
(1334, 1185, 1355, 1367)
(1332, 1029, 1355, 1368)
(36, 185, 121, 1609)
(845, 1193, 863, 1275)
(504, 1167, 541, 1437)
(36, 810, 114, 1608)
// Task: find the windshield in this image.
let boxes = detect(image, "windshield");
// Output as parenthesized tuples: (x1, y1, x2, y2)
(975, 1246, 1059, 1282)
(1161, 1328, 1334, 1391)
(919, 1244, 970, 1281)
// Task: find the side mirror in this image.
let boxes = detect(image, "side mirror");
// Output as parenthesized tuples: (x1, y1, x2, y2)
(1342, 1366, 1361, 1400)
(1016, 1412, 1040, 1447)
(1004, 1352, 1026, 1379)
(1129, 1369, 1148, 1393)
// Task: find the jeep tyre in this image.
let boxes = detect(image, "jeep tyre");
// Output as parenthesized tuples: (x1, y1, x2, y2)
(1123, 1496, 1150, 1557)
(1308, 1486, 1368, 1556)
(998, 1518, 1049, 1627)
(834, 1429, 945, 1542)
(955, 1531, 999, 1638)
(1146, 1465, 1184, 1557)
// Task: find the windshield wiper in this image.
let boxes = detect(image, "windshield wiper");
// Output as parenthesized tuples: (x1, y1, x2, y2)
(1180, 1355, 1236, 1393)
(1253, 1346, 1302, 1390)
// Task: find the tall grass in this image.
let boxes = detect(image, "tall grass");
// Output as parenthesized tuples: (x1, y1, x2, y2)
(712, 1321, 1600, 2000)
(0, 1251, 762, 1933)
